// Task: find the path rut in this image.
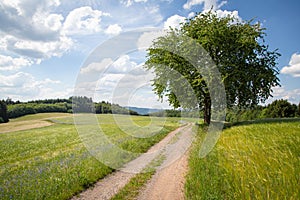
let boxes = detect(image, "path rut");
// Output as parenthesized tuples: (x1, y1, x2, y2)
(72, 123, 194, 200)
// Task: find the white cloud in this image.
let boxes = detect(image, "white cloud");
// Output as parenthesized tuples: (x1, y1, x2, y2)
(63, 6, 110, 35)
(183, 0, 227, 11)
(0, 55, 33, 71)
(182, 1, 240, 23)
(281, 53, 300, 77)
(80, 58, 113, 74)
(0, 0, 62, 42)
(12, 35, 73, 59)
(267, 86, 300, 104)
(0, 3, 113, 67)
(137, 30, 166, 49)
(80, 55, 138, 75)
(110, 55, 137, 73)
(0, 0, 74, 66)
(121, 0, 148, 7)
(188, 12, 196, 18)
(215, 9, 241, 21)
(0, 72, 67, 101)
(105, 24, 122, 36)
(42, 13, 64, 32)
(164, 15, 186, 30)
(183, 0, 216, 10)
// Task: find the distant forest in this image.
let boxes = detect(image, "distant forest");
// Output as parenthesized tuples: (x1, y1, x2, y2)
(0, 96, 138, 122)
(0, 97, 299, 123)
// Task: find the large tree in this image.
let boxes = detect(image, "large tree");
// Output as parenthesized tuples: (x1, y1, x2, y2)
(145, 11, 280, 124)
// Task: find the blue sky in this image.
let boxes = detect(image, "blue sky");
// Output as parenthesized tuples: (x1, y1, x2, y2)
(0, 0, 299, 108)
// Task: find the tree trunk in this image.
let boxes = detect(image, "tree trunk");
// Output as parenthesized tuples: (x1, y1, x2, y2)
(203, 95, 211, 125)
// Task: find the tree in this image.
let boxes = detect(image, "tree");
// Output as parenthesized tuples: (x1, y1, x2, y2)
(264, 99, 297, 118)
(0, 100, 9, 123)
(145, 11, 280, 124)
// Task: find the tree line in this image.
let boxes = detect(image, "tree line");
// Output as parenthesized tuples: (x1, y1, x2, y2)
(226, 99, 300, 123)
(0, 96, 138, 123)
(0, 97, 299, 124)
(149, 99, 300, 122)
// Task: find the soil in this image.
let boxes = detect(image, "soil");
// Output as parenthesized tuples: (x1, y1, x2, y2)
(72, 123, 194, 200)
(137, 153, 188, 200)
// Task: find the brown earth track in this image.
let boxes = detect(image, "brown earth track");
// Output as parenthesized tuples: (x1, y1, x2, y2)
(72, 123, 194, 200)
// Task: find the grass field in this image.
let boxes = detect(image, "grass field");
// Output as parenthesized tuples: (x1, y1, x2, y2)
(185, 120, 300, 199)
(0, 113, 71, 133)
(0, 113, 180, 200)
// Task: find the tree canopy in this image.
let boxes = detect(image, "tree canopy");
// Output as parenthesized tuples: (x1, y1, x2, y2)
(264, 99, 297, 118)
(145, 11, 280, 124)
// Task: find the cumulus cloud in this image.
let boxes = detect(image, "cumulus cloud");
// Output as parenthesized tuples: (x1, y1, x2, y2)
(0, 0, 74, 65)
(281, 53, 300, 77)
(164, 14, 186, 30)
(80, 58, 113, 74)
(63, 6, 110, 35)
(0, 55, 33, 71)
(267, 86, 300, 104)
(183, 0, 219, 10)
(0, 2, 115, 69)
(105, 24, 122, 36)
(137, 30, 166, 49)
(0, 72, 67, 101)
(81, 55, 139, 75)
(184, 0, 228, 10)
(214, 9, 241, 21)
(188, 12, 196, 18)
(121, 0, 148, 7)
(0, 0, 63, 42)
(12, 35, 73, 59)
(110, 55, 137, 73)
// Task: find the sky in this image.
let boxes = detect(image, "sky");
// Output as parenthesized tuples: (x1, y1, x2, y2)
(0, 0, 299, 108)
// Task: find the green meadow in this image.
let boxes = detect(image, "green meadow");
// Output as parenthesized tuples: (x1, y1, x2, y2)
(0, 113, 180, 200)
(186, 120, 300, 199)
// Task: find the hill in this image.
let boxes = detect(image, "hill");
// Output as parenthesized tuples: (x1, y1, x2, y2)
(124, 106, 163, 115)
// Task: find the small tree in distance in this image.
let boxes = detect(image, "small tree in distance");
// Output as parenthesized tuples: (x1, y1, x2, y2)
(145, 11, 280, 124)
(263, 99, 297, 118)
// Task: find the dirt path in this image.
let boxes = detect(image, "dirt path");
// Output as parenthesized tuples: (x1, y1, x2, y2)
(0, 113, 71, 133)
(137, 124, 192, 200)
(137, 152, 188, 200)
(72, 123, 194, 200)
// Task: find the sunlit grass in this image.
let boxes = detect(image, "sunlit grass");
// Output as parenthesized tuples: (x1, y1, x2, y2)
(0, 114, 180, 200)
(185, 120, 300, 199)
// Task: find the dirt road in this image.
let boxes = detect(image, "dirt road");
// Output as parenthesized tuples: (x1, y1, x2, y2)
(72, 123, 194, 200)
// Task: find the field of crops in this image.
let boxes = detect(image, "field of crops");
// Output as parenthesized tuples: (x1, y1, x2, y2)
(185, 119, 300, 199)
(0, 113, 180, 200)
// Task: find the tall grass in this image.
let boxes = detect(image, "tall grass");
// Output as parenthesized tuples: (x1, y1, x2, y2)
(0, 114, 180, 200)
(185, 120, 300, 199)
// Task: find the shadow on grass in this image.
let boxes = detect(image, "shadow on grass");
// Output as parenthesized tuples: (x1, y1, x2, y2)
(224, 117, 300, 129)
